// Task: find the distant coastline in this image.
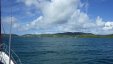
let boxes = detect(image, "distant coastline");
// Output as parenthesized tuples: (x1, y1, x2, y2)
(2, 32, 113, 38)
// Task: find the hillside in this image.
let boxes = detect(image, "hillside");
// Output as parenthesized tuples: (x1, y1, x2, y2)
(1, 32, 113, 38)
(21, 32, 113, 38)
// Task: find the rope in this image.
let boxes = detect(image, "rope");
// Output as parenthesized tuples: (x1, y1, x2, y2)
(9, 1, 13, 64)
(1, 22, 5, 51)
(1, 22, 6, 34)
(8, 16, 12, 64)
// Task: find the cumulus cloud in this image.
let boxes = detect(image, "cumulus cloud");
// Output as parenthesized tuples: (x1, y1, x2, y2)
(18, 0, 113, 35)
(2, 17, 20, 28)
(103, 22, 113, 30)
(1, 17, 23, 34)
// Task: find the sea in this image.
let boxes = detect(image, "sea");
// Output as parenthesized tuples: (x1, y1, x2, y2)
(3, 37, 113, 64)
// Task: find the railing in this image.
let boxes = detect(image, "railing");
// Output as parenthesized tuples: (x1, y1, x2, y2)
(1, 43, 22, 64)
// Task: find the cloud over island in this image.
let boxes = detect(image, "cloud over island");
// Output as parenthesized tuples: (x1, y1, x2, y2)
(2, 0, 113, 35)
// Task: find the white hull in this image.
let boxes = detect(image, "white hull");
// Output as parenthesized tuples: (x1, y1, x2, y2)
(0, 51, 15, 64)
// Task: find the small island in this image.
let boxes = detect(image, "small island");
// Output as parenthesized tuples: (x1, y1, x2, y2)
(2, 32, 113, 38)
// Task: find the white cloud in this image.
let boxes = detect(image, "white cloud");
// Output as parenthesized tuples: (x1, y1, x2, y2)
(21, 16, 43, 31)
(18, 0, 39, 7)
(96, 16, 105, 26)
(103, 22, 113, 30)
(2, 17, 16, 24)
(18, 0, 113, 35)
(2, 17, 20, 28)
(1, 17, 22, 34)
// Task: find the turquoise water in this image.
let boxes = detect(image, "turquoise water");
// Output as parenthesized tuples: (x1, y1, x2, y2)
(3, 37, 113, 64)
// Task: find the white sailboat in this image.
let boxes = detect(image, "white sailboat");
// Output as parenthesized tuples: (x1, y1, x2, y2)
(0, 43, 22, 64)
(0, 51, 14, 64)
(1, 1, 22, 64)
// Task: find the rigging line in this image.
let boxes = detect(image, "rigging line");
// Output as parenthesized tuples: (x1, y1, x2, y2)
(1, 21, 6, 34)
(9, 1, 13, 64)
(1, 22, 6, 51)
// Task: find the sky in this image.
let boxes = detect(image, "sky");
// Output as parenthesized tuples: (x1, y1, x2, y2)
(1, 0, 113, 35)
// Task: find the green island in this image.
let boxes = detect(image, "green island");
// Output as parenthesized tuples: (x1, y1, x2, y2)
(2, 32, 113, 38)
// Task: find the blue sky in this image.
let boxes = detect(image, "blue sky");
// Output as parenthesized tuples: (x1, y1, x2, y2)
(87, 0, 113, 21)
(1, 0, 113, 35)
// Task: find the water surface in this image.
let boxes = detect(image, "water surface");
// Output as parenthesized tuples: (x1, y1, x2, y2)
(3, 37, 113, 64)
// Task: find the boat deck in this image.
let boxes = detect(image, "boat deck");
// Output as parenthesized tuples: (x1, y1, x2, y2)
(0, 51, 14, 64)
